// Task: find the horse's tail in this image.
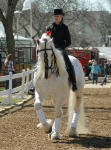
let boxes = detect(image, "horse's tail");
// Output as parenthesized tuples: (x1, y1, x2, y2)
(67, 90, 89, 134)
(67, 90, 76, 132)
(76, 95, 89, 134)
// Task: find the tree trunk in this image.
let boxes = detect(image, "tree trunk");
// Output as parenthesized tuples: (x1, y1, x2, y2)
(5, 20, 15, 63)
(0, 0, 19, 67)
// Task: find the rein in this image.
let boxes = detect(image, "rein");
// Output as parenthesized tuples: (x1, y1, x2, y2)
(38, 40, 59, 79)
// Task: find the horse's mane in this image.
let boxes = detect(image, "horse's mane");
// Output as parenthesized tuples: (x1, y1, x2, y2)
(34, 33, 69, 82)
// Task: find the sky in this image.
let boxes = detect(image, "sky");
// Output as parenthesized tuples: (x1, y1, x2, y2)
(22, 0, 111, 12)
(89, 0, 111, 12)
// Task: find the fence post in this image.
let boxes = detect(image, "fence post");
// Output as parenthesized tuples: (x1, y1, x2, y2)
(31, 70, 34, 86)
(21, 69, 26, 98)
(9, 72, 13, 105)
(25, 68, 30, 94)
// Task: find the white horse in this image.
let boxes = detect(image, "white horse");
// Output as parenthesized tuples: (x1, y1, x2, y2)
(34, 33, 88, 140)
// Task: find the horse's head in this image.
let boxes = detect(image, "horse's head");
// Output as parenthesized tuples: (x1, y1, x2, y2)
(37, 33, 53, 51)
(36, 33, 59, 79)
(35, 33, 69, 81)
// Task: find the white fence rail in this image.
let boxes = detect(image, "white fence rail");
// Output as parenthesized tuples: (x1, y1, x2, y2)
(0, 69, 34, 105)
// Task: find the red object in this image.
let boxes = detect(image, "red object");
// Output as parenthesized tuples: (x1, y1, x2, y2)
(75, 50, 90, 72)
(68, 49, 91, 72)
(46, 30, 52, 36)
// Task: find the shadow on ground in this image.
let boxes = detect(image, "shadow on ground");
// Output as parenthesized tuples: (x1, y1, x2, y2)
(53, 134, 111, 149)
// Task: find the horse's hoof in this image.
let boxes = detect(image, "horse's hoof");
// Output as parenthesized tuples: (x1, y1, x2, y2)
(45, 119, 52, 133)
(45, 126, 52, 133)
(37, 119, 52, 133)
(48, 132, 60, 140)
(69, 127, 78, 138)
(48, 133, 52, 139)
(37, 122, 43, 129)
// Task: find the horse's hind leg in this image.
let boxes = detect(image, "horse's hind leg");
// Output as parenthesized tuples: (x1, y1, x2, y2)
(34, 91, 52, 133)
(49, 101, 62, 140)
(76, 92, 88, 135)
(68, 90, 80, 137)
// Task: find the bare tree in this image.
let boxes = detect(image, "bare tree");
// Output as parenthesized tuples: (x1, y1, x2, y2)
(9, 0, 110, 48)
(95, 2, 111, 45)
(23, 1, 52, 38)
(35, 0, 99, 47)
(20, 0, 90, 45)
(0, 0, 19, 62)
(107, 0, 111, 7)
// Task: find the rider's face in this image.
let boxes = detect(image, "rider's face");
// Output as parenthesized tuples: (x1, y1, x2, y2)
(54, 15, 63, 24)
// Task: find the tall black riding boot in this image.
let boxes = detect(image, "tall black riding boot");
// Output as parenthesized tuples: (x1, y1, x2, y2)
(62, 52, 77, 91)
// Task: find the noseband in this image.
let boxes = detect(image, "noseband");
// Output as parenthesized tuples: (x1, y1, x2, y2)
(38, 39, 59, 79)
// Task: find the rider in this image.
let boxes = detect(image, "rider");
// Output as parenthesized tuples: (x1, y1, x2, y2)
(46, 9, 77, 91)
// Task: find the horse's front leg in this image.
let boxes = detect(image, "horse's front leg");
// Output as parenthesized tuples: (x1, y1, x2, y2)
(34, 91, 52, 133)
(49, 102, 62, 140)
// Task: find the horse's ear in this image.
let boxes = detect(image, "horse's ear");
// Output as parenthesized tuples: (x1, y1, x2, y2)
(37, 39, 40, 45)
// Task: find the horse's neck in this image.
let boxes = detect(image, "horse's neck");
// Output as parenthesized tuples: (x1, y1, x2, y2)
(37, 49, 68, 80)
(37, 53, 45, 78)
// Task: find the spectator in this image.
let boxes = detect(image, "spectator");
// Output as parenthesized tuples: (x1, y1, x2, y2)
(100, 62, 104, 74)
(109, 63, 111, 75)
(101, 60, 109, 86)
(91, 60, 101, 84)
(4, 54, 15, 89)
(85, 60, 92, 80)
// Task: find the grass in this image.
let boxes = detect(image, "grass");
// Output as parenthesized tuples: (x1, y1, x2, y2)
(0, 96, 24, 105)
(0, 96, 5, 102)
(0, 87, 5, 91)
(0, 87, 26, 105)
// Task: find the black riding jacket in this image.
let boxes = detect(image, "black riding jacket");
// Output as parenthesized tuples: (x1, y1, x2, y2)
(46, 21, 71, 50)
(46, 21, 77, 91)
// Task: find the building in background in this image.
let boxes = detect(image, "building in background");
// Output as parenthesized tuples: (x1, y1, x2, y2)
(67, 11, 111, 47)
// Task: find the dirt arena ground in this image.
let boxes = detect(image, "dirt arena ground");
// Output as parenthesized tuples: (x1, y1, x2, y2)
(0, 88, 111, 150)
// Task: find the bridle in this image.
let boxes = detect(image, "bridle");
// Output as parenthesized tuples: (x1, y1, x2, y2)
(38, 39, 59, 79)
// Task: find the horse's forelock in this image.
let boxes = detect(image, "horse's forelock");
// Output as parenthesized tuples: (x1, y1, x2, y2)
(41, 33, 51, 42)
